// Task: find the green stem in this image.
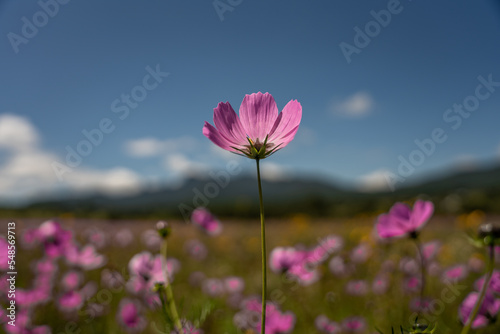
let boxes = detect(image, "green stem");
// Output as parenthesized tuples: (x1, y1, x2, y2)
(161, 238, 184, 334)
(256, 158, 267, 334)
(460, 244, 495, 334)
(413, 236, 426, 320)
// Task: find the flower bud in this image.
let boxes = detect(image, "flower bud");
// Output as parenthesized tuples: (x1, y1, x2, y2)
(156, 221, 171, 239)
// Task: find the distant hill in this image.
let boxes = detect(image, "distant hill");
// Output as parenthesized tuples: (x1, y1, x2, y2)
(7, 164, 500, 219)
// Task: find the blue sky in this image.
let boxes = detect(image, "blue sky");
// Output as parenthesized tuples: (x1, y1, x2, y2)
(1, 0, 500, 203)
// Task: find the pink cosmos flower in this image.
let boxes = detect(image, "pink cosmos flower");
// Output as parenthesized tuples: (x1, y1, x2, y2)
(410, 297, 433, 313)
(315, 315, 342, 334)
(341, 316, 366, 333)
(202, 278, 225, 297)
(85, 228, 107, 249)
(117, 299, 146, 333)
(37, 220, 73, 258)
(234, 296, 295, 334)
(191, 207, 222, 236)
(58, 290, 84, 311)
(114, 228, 134, 248)
(403, 276, 422, 294)
(442, 264, 468, 283)
(4, 309, 51, 334)
(203, 92, 302, 159)
(399, 257, 420, 276)
(307, 235, 344, 265)
(127, 251, 180, 293)
(269, 247, 319, 285)
(376, 200, 434, 238)
(328, 255, 353, 278)
(475, 270, 500, 295)
(421, 240, 441, 261)
(468, 256, 485, 273)
(345, 280, 369, 296)
(224, 276, 245, 294)
(372, 275, 390, 295)
(184, 239, 208, 260)
(141, 229, 162, 251)
(61, 270, 83, 291)
(65, 244, 106, 270)
(350, 243, 372, 264)
(459, 292, 500, 329)
(101, 269, 125, 290)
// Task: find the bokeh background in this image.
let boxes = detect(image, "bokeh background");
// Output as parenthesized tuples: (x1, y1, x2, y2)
(1, 1, 500, 333)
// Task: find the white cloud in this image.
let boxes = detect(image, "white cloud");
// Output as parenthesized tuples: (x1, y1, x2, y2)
(0, 114, 39, 151)
(356, 169, 392, 192)
(331, 91, 374, 118)
(163, 153, 210, 177)
(453, 154, 478, 172)
(0, 113, 143, 203)
(64, 168, 142, 196)
(125, 136, 198, 157)
(261, 162, 292, 181)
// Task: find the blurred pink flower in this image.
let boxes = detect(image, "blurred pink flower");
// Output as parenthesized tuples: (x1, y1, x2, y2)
(403, 276, 421, 294)
(117, 299, 146, 333)
(202, 278, 225, 297)
(345, 280, 369, 296)
(101, 269, 125, 290)
(307, 235, 343, 265)
(315, 315, 341, 334)
(350, 243, 372, 264)
(114, 228, 134, 247)
(4, 309, 51, 334)
(475, 270, 500, 295)
(184, 239, 208, 260)
(376, 200, 434, 238)
(85, 228, 107, 249)
(270, 246, 320, 285)
(141, 229, 162, 251)
(66, 244, 106, 270)
(468, 256, 485, 273)
(127, 251, 180, 293)
(442, 264, 468, 283)
(399, 257, 420, 276)
(58, 290, 84, 311)
(191, 208, 222, 236)
(61, 270, 83, 291)
(341, 316, 366, 333)
(372, 275, 390, 295)
(329, 255, 353, 278)
(224, 276, 245, 294)
(459, 292, 500, 329)
(410, 297, 433, 313)
(37, 220, 73, 258)
(269, 247, 306, 273)
(203, 92, 302, 159)
(421, 240, 441, 261)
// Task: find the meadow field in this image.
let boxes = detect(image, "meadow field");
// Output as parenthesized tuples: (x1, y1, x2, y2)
(2, 211, 500, 334)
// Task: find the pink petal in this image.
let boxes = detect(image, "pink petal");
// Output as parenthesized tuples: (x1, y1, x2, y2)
(213, 102, 248, 146)
(238, 92, 279, 141)
(269, 99, 302, 144)
(376, 214, 406, 238)
(390, 202, 411, 220)
(411, 200, 434, 229)
(203, 121, 237, 152)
